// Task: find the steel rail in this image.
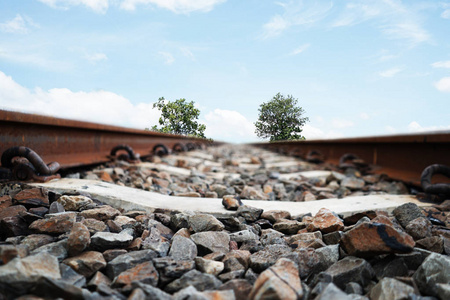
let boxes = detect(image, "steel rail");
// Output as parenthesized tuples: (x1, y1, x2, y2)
(0, 109, 215, 169)
(249, 132, 450, 186)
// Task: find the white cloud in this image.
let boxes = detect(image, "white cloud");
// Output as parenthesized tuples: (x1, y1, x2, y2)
(442, 9, 450, 19)
(435, 77, 450, 93)
(431, 61, 450, 68)
(378, 67, 402, 78)
(331, 118, 354, 129)
(38, 0, 109, 14)
(407, 121, 450, 133)
(0, 70, 160, 129)
(120, 0, 226, 14)
(0, 14, 37, 34)
(302, 124, 344, 140)
(203, 109, 257, 143)
(359, 112, 370, 120)
(382, 21, 430, 45)
(158, 52, 175, 65)
(84, 52, 108, 63)
(290, 43, 310, 55)
(180, 47, 195, 61)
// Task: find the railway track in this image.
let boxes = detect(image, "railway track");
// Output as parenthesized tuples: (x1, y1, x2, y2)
(1, 110, 450, 299)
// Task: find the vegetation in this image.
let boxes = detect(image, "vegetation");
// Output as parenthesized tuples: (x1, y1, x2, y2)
(151, 97, 206, 138)
(254, 93, 309, 141)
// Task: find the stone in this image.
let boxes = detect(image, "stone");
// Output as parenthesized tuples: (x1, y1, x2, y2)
(416, 236, 444, 253)
(369, 277, 415, 300)
(0, 205, 27, 220)
(259, 228, 285, 246)
(114, 215, 137, 228)
(0, 252, 60, 296)
(393, 202, 425, 228)
(105, 249, 157, 279)
(343, 211, 379, 225)
(87, 271, 112, 288)
(0, 216, 29, 238)
(13, 188, 49, 207)
(29, 212, 76, 234)
(169, 235, 197, 260)
(191, 231, 230, 254)
(177, 192, 201, 197)
(223, 250, 251, 271)
(203, 289, 236, 300)
(91, 230, 134, 251)
(436, 283, 450, 300)
(28, 277, 86, 300)
(0, 195, 12, 209)
(60, 263, 86, 287)
(340, 222, 415, 257)
(172, 286, 208, 300)
(316, 256, 375, 290)
(48, 201, 65, 214)
(112, 261, 159, 288)
(28, 207, 49, 217)
(103, 249, 128, 262)
(189, 214, 225, 232)
(345, 282, 363, 295)
(286, 231, 323, 244)
(165, 269, 223, 294)
(105, 219, 122, 233)
(153, 257, 195, 285)
(229, 230, 259, 243)
(63, 251, 106, 277)
(67, 222, 91, 256)
(341, 177, 365, 190)
(249, 244, 292, 273)
(79, 205, 121, 221)
(261, 210, 291, 223)
(31, 239, 68, 262)
(240, 186, 269, 200)
(307, 208, 344, 234)
(218, 279, 253, 300)
(315, 245, 340, 273)
(131, 282, 172, 300)
(237, 205, 264, 222)
(413, 252, 450, 297)
(0, 244, 28, 264)
(273, 219, 305, 234)
(322, 231, 343, 245)
(195, 257, 224, 276)
(20, 234, 55, 252)
(128, 288, 146, 300)
(249, 258, 303, 300)
(81, 218, 107, 234)
(314, 283, 352, 300)
(171, 212, 191, 231)
(141, 227, 170, 257)
(288, 248, 321, 279)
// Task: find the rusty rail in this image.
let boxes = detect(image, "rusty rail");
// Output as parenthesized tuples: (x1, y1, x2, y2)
(249, 133, 450, 187)
(0, 109, 215, 169)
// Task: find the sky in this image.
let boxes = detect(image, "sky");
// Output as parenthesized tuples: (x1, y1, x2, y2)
(0, 0, 449, 143)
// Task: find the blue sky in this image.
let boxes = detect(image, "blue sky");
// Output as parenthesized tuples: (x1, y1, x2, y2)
(0, 0, 449, 143)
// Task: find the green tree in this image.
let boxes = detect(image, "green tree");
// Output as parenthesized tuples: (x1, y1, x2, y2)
(254, 93, 309, 141)
(151, 97, 206, 138)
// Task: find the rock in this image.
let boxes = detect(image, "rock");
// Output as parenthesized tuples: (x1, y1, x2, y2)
(249, 244, 292, 273)
(343, 211, 379, 225)
(87, 271, 112, 288)
(171, 213, 191, 231)
(237, 205, 264, 222)
(91, 230, 134, 251)
(105, 249, 157, 279)
(172, 286, 208, 300)
(316, 256, 375, 290)
(240, 186, 269, 200)
(79, 205, 121, 221)
(165, 269, 223, 294)
(169, 235, 197, 260)
(129, 237, 143, 251)
(0, 205, 27, 220)
(307, 208, 344, 234)
(273, 219, 305, 234)
(195, 257, 224, 276)
(203, 289, 236, 300)
(219, 279, 253, 300)
(249, 258, 303, 300)
(323, 231, 343, 245)
(81, 218, 107, 234)
(28, 235, 66, 260)
(223, 250, 250, 272)
(288, 248, 321, 279)
(103, 249, 128, 262)
(405, 217, 432, 240)
(28, 277, 86, 300)
(153, 257, 195, 285)
(369, 277, 415, 300)
(314, 283, 352, 300)
(13, 188, 49, 207)
(0, 252, 60, 296)
(131, 282, 172, 300)
(112, 261, 158, 288)
(20, 234, 54, 252)
(191, 231, 230, 254)
(341, 177, 365, 190)
(345, 282, 363, 295)
(436, 283, 450, 300)
(315, 245, 340, 273)
(0, 195, 12, 209)
(28, 207, 49, 217)
(261, 210, 291, 223)
(105, 219, 122, 233)
(189, 214, 225, 232)
(229, 230, 259, 243)
(0, 216, 29, 238)
(114, 215, 137, 228)
(393, 203, 425, 228)
(340, 222, 415, 257)
(48, 201, 65, 214)
(128, 287, 146, 300)
(141, 227, 170, 257)
(67, 222, 91, 256)
(413, 252, 450, 297)
(372, 256, 409, 280)
(63, 250, 106, 277)
(29, 212, 76, 235)
(260, 228, 286, 246)
(416, 236, 444, 253)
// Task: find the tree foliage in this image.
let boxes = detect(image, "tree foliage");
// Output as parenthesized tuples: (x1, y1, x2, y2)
(254, 93, 309, 141)
(151, 97, 206, 138)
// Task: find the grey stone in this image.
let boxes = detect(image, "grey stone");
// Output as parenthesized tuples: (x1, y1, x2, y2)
(316, 256, 375, 290)
(345, 282, 363, 295)
(372, 256, 409, 280)
(153, 257, 195, 285)
(191, 231, 230, 254)
(405, 217, 432, 240)
(436, 283, 450, 300)
(91, 229, 134, 251)
(142, 227, 170, 257)
(315, 245, 340, 273)
(169, 235, 197, 260)
(63, 251, 107, 278)
(165, 269, 223, 294)
(31, 239, 68, 262)
(29, 277, 86, 300)
(131, 282, 172, 300)
(341, 177, 365, 190)
(172, 285, 209, 300)
(171, 213, 191, 231)
(48, 201, 65, 214)
(20, 234, 55, 252)
(105, 249, 158, 279)
(236, 205, 263, 222)
(413, 252, 450, 297)
(218, 279, 253, 300)
(315, 283, 352, 300)
(260, 228, 286, 246)
(369, 278, 415, 300)
(60, 263, 86, 288)
(195, 257, 224, 276)
(393, 202, 425, 228)
(229, 229, 259, 243)
(189, 214, 224, 232)
(249, 244, 292, 273)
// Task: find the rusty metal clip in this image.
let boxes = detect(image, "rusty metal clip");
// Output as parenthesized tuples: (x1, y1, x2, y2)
(109, 144, 140, 163)
(306, 150, 324, 164)
(421, 164, 450, 196)
(0, 146, 61, 182)
(153, 144, 169, 156)
(172, 143, 187, 153)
